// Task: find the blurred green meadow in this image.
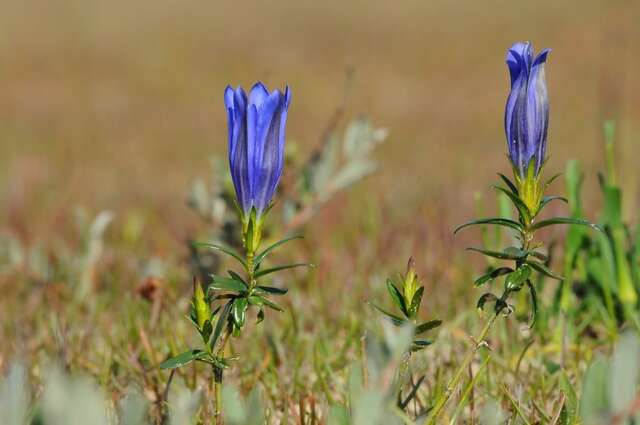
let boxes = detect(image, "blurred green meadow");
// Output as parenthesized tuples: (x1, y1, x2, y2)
(2, 0, 640, 423)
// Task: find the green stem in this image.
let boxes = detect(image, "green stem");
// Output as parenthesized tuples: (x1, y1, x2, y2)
(395, 352, 412, 397)
(212, 244, 256, 424)
(247, 251, 256, 290)
(425, 207, 535, 423)
(424, 312, 499, 424)
(448, 354, 491, 425)
(212, 327, 230, 424)
(213, 366, 223, 425)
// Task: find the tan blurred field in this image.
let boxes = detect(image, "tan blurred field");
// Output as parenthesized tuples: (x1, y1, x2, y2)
(3, 0, 639, 238)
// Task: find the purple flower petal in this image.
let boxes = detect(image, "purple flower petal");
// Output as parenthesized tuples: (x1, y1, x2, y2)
(224, 82, 290, 217)
(504, 42, 550, 178)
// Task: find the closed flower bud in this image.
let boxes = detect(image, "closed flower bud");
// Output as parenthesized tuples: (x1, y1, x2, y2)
(224, 82, 291, 225)
(402, 257, 420, 308)
(504, 42, 551, 214)
(193, 280, 210, 329)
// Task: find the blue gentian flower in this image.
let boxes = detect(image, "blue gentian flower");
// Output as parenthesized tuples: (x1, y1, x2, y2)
(505, 42, 551, 179)
(224, 82, 291, 219)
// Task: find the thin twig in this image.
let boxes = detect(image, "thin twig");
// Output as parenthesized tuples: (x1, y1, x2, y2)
(424, 312, 498, 424)
(159, 368, 176, 425)
(400, 375, 426, 409)
(514, 339, 534, 378)
(449, 355, 490, 424)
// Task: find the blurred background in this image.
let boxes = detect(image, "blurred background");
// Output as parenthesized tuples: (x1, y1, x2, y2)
(2, 0, 639, 239)
(1, 0, 640, 419)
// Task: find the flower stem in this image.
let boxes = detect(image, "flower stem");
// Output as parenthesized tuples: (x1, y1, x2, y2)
(213, 365, 223, 425)
(426, 222, 531, 423)
(424, 312, 499, 425)
(246, 251, 256, 290)
(212, 244, 256, 424)
(395, 352, 412, 397)
(212, 321, 232, 424)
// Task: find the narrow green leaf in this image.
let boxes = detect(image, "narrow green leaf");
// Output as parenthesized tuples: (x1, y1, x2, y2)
(415, 319, 443, 334)
(254, 262, 313, 278)
(160, 350, 210, 369)
(246, 211, 255, 254)
(185, 312, 199, 330)
(545, 173, 563, 188)
(194, 242, 247, 269)
(504, 246, 528, 257)
(474, 267, 513, 287)
(529, 217, 602, 232)
(254, 235, 303, 269)
(232, 298, 248, 328)
(410, 340, 434, 352)
(227, 270, 247, 285)
(209, 275, 247, 292)
(369, 303, 405, 326)
(528, 250, 548, 262)
(248, 296, 265, 306)
(209, 305, 221, 322)
(255, 285, 288, 295)
(260, 296, 284, 312)
(200, 319, 213, 342)
(498, 173, 519, 195)
(477, 293, 498, 312)
(209, 301, 232, 350)
(539, 195, 568, 212)
(526, 280, 538, 328)
(467, 247, 526, 260)
(504, 265, 532, 290)
(527, 260, 564, 280)
(454, 218, 524, 235)
(386, 279, 408, 316)
(491, 186, 531, 223)
(409, 286, 424, 316)
(249, 295, 284, 312)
